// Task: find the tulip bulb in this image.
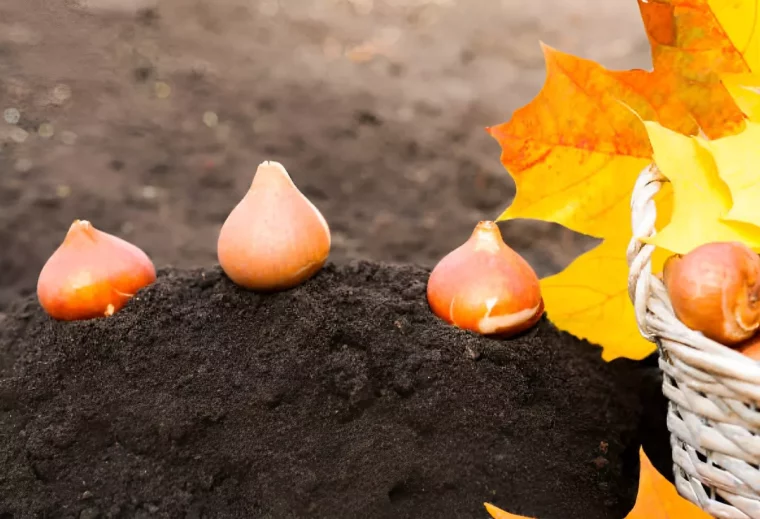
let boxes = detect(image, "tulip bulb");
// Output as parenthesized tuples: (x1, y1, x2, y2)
(426, 220, 544, 337)
(662, 241, 760, 345)
(37, 220, 157, 321)
(217, 160, 331, 291)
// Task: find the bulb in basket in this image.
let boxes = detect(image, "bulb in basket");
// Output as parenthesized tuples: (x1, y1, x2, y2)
(662, 241, 760, 347)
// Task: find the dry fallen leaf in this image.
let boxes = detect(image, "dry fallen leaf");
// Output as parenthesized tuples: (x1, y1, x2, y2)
(488, 0, 759, 360)
(487, 46, 684, 240)
(483, 501, 532, 519)
(641, 121, 760, 254)
(539, 237, 672, 361)
(638, 0, 751, 138)
(626, 448, 712, 519)
(484, 449, 711, 519)
(702, 121, 760, 229)
(721, 73, 760, 122)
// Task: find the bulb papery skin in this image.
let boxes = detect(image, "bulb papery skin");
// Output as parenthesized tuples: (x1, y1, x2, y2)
(217, 160, 331, 291)
(36, 220, 157, 321)
(738, 334, 760, 360)
(426, 221, 544, 337)
(663, 241, 760, 346)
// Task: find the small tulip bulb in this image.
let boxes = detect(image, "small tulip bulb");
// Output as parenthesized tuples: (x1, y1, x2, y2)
(217, 160, 331, 291)
(37, 220, 157, 321)
(426, 220, 544, 337)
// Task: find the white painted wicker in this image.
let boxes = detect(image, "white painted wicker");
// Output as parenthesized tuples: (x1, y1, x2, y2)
(627, 164, 760, 519)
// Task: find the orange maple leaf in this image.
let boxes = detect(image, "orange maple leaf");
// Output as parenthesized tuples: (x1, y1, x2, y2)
(483, 449, 711, 519)
(638, 0, 749, 138)
(626, 448, 711, 518)
(484, 501, 532, 519)
(488, 0, 758, 360)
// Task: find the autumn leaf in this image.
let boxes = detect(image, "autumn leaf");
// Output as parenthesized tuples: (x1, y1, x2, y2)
(540, 237, 672, 361)
(641, 121, 760, 254)
(703, 121, 760, 229)
(626, 448, 712, 519)
(488, 0, 759, 360)
(483, 502, 532, 519)
(483, 449, 711, 519)
(721, 73, 760, 122)
(643, 0, 760, 76)
(638, 0, 752, 138)
(487, 46, 687, 240)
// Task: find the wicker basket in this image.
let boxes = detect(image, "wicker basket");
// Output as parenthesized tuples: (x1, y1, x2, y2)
(627, 164, 760, 519)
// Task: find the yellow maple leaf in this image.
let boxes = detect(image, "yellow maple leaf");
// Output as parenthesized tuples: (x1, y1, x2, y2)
(540, 237, 671, 361)
(488, 0, 758, 360)
(721, 73, 760, 122)
(483, 449, 711, 519)
(641, 121, 760, 254)
(701, 121, 760, 229)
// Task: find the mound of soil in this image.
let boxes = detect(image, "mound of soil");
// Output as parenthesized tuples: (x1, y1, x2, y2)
(1, 262, 649, 519)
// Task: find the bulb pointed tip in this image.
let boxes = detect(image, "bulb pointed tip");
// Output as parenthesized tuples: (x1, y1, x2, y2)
(67, 219, 95, 237)
(259, 159, 285, 168)
(253, 160, 294, 187)
(471, 220, 504, 252)
(257, 160, 289, 175)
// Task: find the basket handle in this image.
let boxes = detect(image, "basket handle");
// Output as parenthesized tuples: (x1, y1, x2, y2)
(627, 164, 665, 343)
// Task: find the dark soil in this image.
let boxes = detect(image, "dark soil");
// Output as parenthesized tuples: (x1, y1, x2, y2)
(1, 262, 649, 519)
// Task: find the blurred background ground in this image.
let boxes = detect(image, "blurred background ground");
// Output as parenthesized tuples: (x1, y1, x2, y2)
(0, 0, 651, 310)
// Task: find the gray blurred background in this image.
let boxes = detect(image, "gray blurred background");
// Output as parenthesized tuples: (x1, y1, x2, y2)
(0, 0, 651, 309)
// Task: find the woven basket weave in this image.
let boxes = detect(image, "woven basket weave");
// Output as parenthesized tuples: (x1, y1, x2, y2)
(627, 164, 760, 519)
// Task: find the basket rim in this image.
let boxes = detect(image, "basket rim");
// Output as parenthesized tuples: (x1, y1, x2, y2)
(627, 163, 760, 393)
